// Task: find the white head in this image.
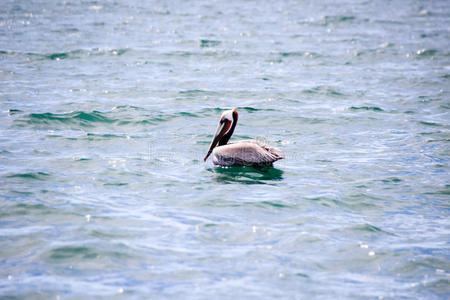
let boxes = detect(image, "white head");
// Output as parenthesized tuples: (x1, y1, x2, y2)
(204, 109, 239, 161)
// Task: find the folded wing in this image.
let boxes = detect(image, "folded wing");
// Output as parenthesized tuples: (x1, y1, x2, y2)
(212, 140, 285, 166)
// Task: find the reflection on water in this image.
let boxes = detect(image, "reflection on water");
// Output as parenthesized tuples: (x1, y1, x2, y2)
(210, 165, 284, 184)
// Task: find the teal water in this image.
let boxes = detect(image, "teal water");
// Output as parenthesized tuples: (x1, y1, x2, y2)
(1, 0, 449, 298)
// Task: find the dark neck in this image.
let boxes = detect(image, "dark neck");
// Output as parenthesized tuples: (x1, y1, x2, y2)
(219, 112, 238, 146)
(219, 124, 235, 145)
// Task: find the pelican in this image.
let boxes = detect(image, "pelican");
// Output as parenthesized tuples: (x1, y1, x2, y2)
(203, 109, 284, 166)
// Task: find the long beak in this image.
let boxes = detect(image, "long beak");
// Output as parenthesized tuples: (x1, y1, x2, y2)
(203, 120, 229, 162)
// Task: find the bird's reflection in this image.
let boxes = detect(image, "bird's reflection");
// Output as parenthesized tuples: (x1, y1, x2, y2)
(210, 165, 284, 184)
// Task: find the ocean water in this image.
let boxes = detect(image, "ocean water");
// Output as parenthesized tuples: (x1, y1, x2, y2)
(0, 0, 449, 298)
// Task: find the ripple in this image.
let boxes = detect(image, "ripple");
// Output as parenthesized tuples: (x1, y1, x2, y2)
(302, 86, 346, 97)
(0, 48, 130, 61)
(279, 51, 322, 58)
(236, 106, 277, 113)
(419, 121, 444, 127)
(350, 106, 384, 112)
(349, 223, 392, 234)
(48, 246, 99, 260)
(6, 172, 51, 180)
(199, 39, 221, 48)
(390, 257, 450, 276)
(46, 52, 70, 60)
(17, 111, 116, 128)
(416, 49, 438, 57)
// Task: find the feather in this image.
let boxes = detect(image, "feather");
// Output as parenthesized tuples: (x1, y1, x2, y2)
(212, 140, 284, 166)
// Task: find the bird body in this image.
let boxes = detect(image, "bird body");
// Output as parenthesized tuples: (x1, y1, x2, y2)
(211, 140, 284, 166)
(204, 109, 284, 167)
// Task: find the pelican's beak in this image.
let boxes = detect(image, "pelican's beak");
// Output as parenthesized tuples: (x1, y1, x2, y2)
(203, 119, 231, 161)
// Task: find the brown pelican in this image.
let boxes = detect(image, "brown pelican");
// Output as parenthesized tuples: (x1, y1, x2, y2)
(203, 109, 284, 166)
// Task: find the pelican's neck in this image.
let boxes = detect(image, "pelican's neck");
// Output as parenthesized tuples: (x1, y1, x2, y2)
(218, 111, 238, 146)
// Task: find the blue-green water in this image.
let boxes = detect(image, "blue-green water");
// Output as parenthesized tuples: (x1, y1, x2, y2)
(1, 0, 449, 298)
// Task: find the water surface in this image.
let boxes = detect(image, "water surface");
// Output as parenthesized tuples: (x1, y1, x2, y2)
(0, 0, 449, 298)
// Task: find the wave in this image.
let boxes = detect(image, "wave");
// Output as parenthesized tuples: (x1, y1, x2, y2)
(178, 89, 219, 96)
(297, 15, 362, 26)
(237, 106, 277, 113)
(349, 223, 393, 234)
(44, 244, 133, 262)
(350, 106, 384, 112)
(0, 47, 130, 61)
(416, 49, 438, 57)
(279, 51, 322, 58)
(302, 86, 346, 97)
(6, 172, 51, 180)
(199, 39, 221, 48)
(13, 105, 282, 130)
(419, 121, 444, 127)
(26, 111, 115, 126)
(164, 50, 241, 58)
(321, 15, 357, 24)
